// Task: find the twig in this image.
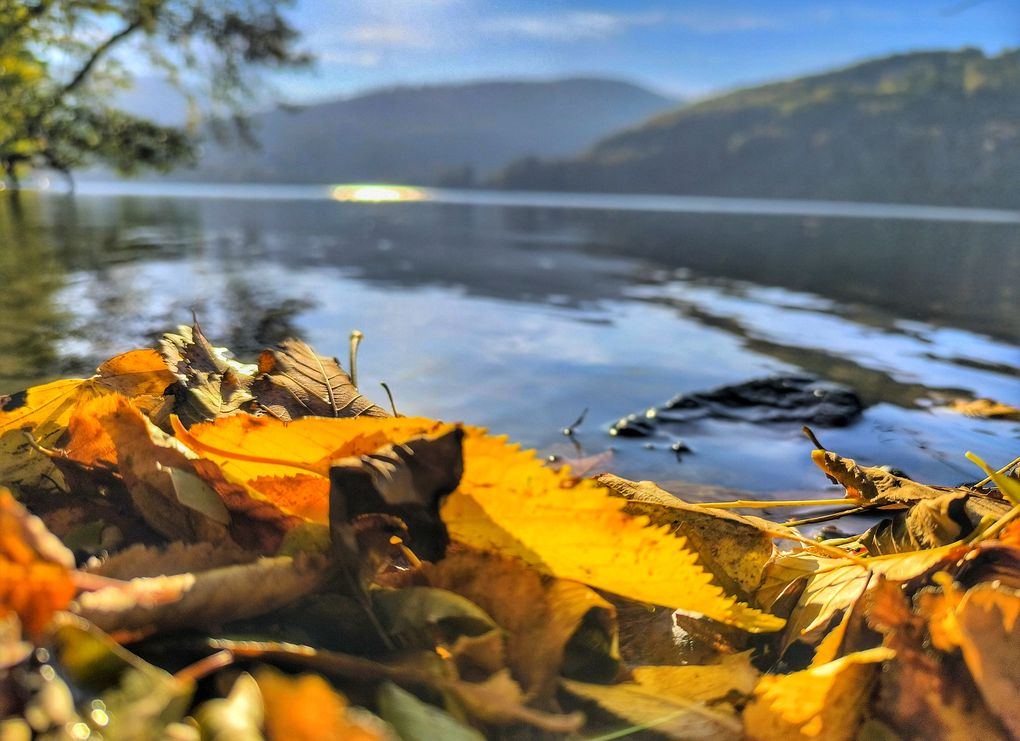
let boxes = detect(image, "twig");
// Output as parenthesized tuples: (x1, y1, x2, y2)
(693, 498, 855, 509)
(562, 407, 589, 436)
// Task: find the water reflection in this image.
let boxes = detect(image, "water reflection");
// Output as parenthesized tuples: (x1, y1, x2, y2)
(0, 187, 1016, 493)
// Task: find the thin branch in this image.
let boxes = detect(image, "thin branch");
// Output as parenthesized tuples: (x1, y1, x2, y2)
(58, 18, 144, 100)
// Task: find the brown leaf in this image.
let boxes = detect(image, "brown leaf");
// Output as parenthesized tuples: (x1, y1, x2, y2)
(857, 491, 1009, 555)
(598, 473, 776, 598)
(811, 449, 970, 506)
(160, 323, 255, 426)
(72, 554, 327, 635)
(948, 398, 1020, 421)
(952, 584, 1020, 738)
(330, 428, 464, 563)
(253, 338, 388, 421)
(422, 547, 619, 701)
(84, 541, 258, 580)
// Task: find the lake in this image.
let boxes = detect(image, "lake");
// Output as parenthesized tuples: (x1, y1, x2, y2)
(1, 183, 1017, 497)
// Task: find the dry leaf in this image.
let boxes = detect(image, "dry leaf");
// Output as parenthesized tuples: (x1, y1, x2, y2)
(743, 647, 894, 741)
(73, 554, 327, 635)
(252, 338, 389, 420)
(422, 547, 619, 700)
(811, 449, 965, 506)
(160, 323, 255, 426)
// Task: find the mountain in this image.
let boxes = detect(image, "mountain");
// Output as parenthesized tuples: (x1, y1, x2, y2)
(165, 78, 675, 186)
(497, 49, 1020, 208)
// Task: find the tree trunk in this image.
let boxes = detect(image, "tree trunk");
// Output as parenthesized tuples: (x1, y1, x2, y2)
(2, 160, 20, 190)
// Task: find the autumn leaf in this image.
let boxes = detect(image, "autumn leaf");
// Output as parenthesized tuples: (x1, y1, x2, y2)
(252, 338, 389, 420)
(0, 348, 174, 438)
(743, 647, 895, 741)
(72, 553, 327, 635)
(811, 449, 963, 505)
(160, 323, 256, 426)
(421, 547, 619, 700)
(377, 681, 484, 741)
(443, 432, 784, 632)
(255, 665, 390, 741)
(948, 398, 1020, 421)
(330, 428, 464, 562)
(598, 473, 776, 598)
(0, 487, 76, 636)
(192, 673, 264, 740)
(564, 654, 758, 741)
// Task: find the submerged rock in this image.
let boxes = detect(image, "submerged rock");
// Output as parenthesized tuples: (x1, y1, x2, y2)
(610, 375, 863, 436)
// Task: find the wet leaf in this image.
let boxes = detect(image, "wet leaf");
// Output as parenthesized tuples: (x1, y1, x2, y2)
(252, 338, 389, 420)
(255, 665, 391, 741)
(949, 398, 1020, 421)
(73, 554, 327, 636)
(161, 323, 255, 427)
(598, 473, 776, 598)
(84, 541, 257, 580)
(443, 432, 784, 632)
(422, 547, 619, 699)
(564, 654, 757, 741)
(376, 681, 484, 741)
(742, 647, 895, 741)
(0, 488, 75, 636)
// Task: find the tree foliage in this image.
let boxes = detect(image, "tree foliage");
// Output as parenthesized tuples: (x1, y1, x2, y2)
(0, 0, 307, 185)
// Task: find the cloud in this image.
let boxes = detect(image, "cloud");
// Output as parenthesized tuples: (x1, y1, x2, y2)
(343, 24, 434, 48)
(483, 11, 665, 41)
(317, 49, 383, 67)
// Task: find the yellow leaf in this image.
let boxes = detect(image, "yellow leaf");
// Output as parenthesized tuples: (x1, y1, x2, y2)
(564, 654, 757, 741)
(743, 647, 895, 741)
(0, 349, 175, 438)
(255, 666, 388, 741)
(444, 431, 783, 632)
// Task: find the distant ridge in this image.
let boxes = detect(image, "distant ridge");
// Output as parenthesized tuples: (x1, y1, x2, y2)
(165, 78, 676, 186)
(496, 49, 1020, 209)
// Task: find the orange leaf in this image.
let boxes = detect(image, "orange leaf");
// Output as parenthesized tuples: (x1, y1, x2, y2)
(255, 666, 387, 741)
(0, 488, 76, 636)
(0, 349, 175, 438)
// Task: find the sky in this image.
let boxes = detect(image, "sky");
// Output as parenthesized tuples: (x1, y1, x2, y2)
(272, 0, 1020, 102)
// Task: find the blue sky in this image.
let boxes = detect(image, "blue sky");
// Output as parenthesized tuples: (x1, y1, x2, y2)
(272, 0, 1019, 101)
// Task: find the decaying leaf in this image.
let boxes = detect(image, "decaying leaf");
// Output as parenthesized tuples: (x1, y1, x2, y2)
(857, 491, 1009, 555)
(255, 665, 391, 741)
(743, 647, 894, 741)
(598, 473, 776, 598)
(444, 432, 784, 632)
(330, 428, 464, 563)
(811, 449, 968, 506)
(421, 547, 619, 699)
(161, 323, 255, 427)
(72, 554, 327, 635)
(252, 338, 389, 420)
(0, 487, 75, 636)
(371, 585, 499, 654)
(564, 653, 758, 741)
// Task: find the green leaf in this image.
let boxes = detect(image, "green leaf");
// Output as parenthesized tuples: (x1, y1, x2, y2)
(376, 682, 485, 741)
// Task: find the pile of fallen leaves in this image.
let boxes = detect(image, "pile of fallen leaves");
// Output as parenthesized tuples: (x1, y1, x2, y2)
(0, 324, 1017, 740)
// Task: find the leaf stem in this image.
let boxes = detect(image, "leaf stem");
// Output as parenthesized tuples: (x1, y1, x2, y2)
(349, 330, 364, 388)
(693, 498, 855, 509)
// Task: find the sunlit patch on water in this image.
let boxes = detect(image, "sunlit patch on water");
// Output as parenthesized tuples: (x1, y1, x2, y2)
(330, 184, 428, 203)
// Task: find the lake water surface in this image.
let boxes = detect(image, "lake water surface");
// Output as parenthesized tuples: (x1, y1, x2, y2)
(1, 184, 1016, 497)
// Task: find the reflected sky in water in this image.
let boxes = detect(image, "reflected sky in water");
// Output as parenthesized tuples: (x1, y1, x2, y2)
(0, 186, 1016, 495)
